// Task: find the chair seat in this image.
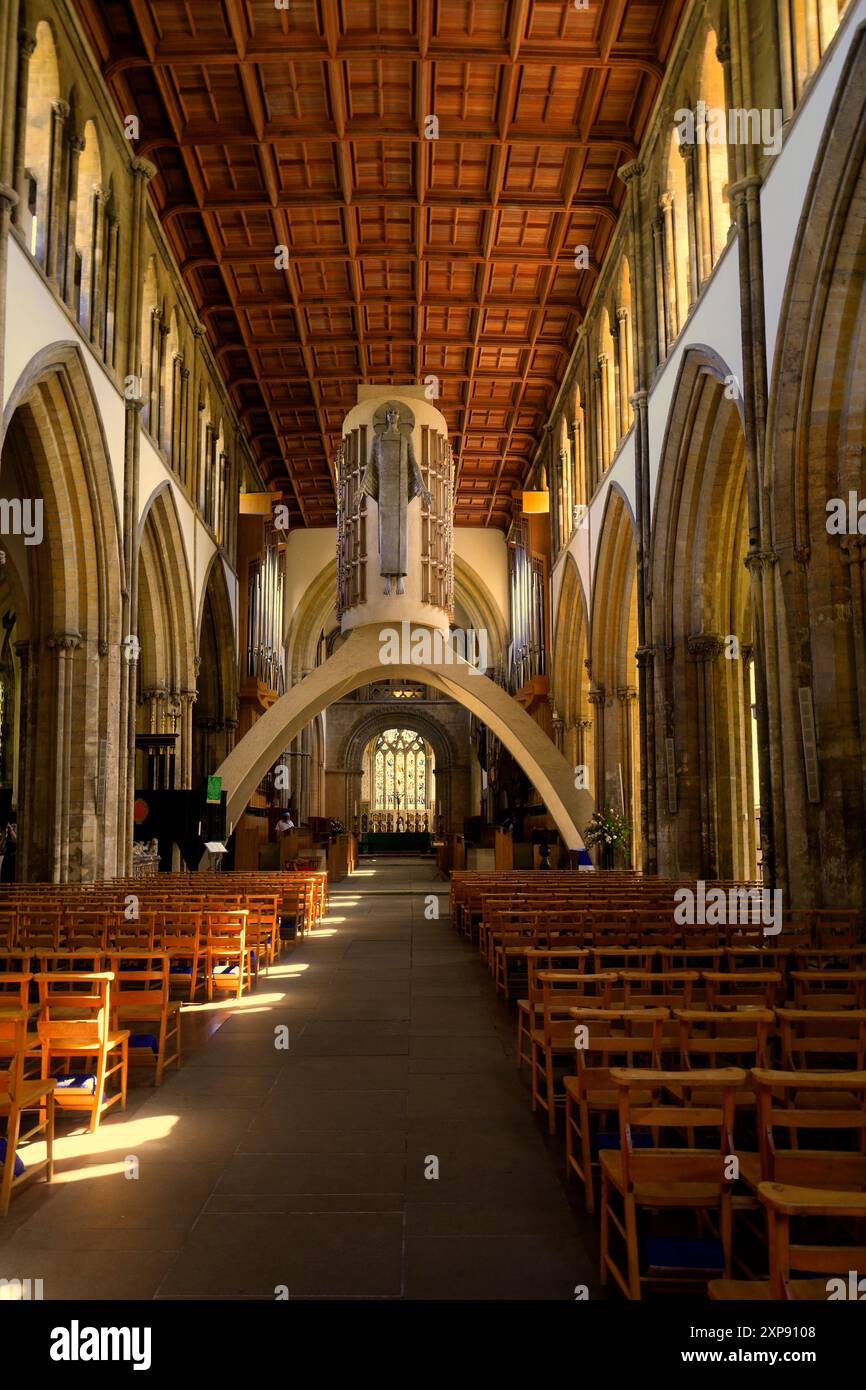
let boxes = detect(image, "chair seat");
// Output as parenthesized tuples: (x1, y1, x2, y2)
(0, 1077, 54, 1108)
(44, 1030, 129, 1051)
(601, 1151, 725, 1205)
(530, 1028, 576, 1053)
(563, 1077, 652, 1108)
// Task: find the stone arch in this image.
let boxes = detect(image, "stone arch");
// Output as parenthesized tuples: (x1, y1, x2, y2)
(552, 553, 593, 795)
(194, 553, 237, 786)
(590, 488, 640, 861)
(216, 624, 593, 850)
(334, 703, 465, 833)
(651, 346, 756, 880)
(0, 343, 124, 880)
(766, 22, 866, 910)
(137, 484, 197, 788)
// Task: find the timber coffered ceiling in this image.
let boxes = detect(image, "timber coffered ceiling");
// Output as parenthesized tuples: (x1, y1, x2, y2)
(73, 0, 685, 528)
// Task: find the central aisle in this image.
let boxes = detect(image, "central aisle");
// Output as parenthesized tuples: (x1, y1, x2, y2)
(0, 860, 600, 1300)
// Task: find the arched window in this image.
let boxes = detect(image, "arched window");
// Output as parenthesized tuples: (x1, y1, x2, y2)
(367, 728, 435, 823)
(140, 258, 159, 432)
(73, 119, 102, 335)
(22, 22, 60, 266)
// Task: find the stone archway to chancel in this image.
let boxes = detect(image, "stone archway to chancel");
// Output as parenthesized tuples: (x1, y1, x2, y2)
(329, 700, 469, 836)
(215, 623, 594, 851)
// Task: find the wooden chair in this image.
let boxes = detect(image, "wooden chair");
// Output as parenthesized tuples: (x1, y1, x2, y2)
(564, 1006, 668, 1213)
(35, 972, 129, 1132)
(738, 1068, 866, 1196)
(703, 969, 782, 1010)
(516, 948, 589, 1072)
(0, 1009, 55, 1217)
(530, 970, 617, 1133)
(205, 911, 251, 1002)
(776, 1007, 866, 1074)
(108, 951, 180, 1086)
(599, 1067, 745, 1299)
(162, 911, 203, 1002)
(709, 1181, 866, 1300)
(790, 970, 866, 1011)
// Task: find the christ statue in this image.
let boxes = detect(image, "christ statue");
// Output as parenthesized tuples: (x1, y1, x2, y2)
(360, 403, 432, 594)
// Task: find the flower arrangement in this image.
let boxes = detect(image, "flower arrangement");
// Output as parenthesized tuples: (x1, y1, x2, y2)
(583, 807, 630, 864)
(329, 819, 345, 837)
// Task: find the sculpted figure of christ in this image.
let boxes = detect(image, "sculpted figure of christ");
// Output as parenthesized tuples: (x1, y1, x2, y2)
(360, 404, 432, 595)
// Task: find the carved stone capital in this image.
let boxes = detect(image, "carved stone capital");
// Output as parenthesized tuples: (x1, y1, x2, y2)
(617, 159, 644, 186)
(744, 547, 778, 573)
(47, 631, 81, 653)
(587, 687, 606, 707)
(616, 685, 638, 702)
(635, 644, 655, 668)
(716, 40, 731, 64)
(130, 157, 158, 182)
(51, 100, 71, 122)
(18, 31, 37, 58)
(659, 190, 674, 212)
(687, 633, 724, 662)
(616, 306, 629, 324)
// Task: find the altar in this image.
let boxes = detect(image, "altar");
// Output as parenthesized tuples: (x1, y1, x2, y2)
(361, 831, 433, 854)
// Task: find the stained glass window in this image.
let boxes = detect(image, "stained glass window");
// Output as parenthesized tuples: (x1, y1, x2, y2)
(368, 729, 434, 812)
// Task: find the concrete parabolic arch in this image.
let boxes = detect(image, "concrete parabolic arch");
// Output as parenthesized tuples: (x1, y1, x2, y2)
(216, 624, 593, 849)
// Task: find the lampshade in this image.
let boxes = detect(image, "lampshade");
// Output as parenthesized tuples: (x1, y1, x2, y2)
(521, 489, 550, 514)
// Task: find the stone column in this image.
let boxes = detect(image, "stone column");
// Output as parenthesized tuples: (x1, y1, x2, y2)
(678, 140, 700, 308)
(660, 191, 681, 342)
(105, 207, 119, 364)
(90, 186, 108, 347)
(688, 634, 723, 879)
(47, 631, 81, 882)
(731, 169, 783, 893)
(45, 98, 69, 281)
(63, 132, 84, 306)
(12, 637, 30, 880)
(597, 353, 610, 470)
(588, 687, 606, 810)
(11, 29, 35, 229)
(616, 307, 630, 435)
(651, 213, 668, 360)
(610, 318, 622, 452)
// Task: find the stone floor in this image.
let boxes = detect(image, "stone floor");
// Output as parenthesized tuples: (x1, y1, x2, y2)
(0, 858, 601, 1300)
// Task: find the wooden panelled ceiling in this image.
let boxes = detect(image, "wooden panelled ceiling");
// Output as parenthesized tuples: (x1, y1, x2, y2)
(74, 0, 685, 528)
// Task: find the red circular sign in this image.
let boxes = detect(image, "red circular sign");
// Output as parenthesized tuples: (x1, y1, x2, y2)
(133, 798, 149, 825)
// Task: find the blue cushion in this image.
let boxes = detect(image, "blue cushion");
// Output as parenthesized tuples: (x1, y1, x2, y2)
(129, 1033, 159, 1053)
(644, 1236, 725, 1272)
(0, 1136, 24, 1177)
(169, 964, 192, 975)
(217, 963, 239, 975)
(53, 1073, 97, 1093)
(594, 1131, 654, 1152)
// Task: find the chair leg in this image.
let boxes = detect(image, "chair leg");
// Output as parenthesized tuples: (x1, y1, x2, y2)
(623, 1195, 641, 1300)
(599, 1169, 610, 1285)
(545, 1049, 556, 1135)
(45, 1093, 54, 1182)
(0, 1106, 21, 1217)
